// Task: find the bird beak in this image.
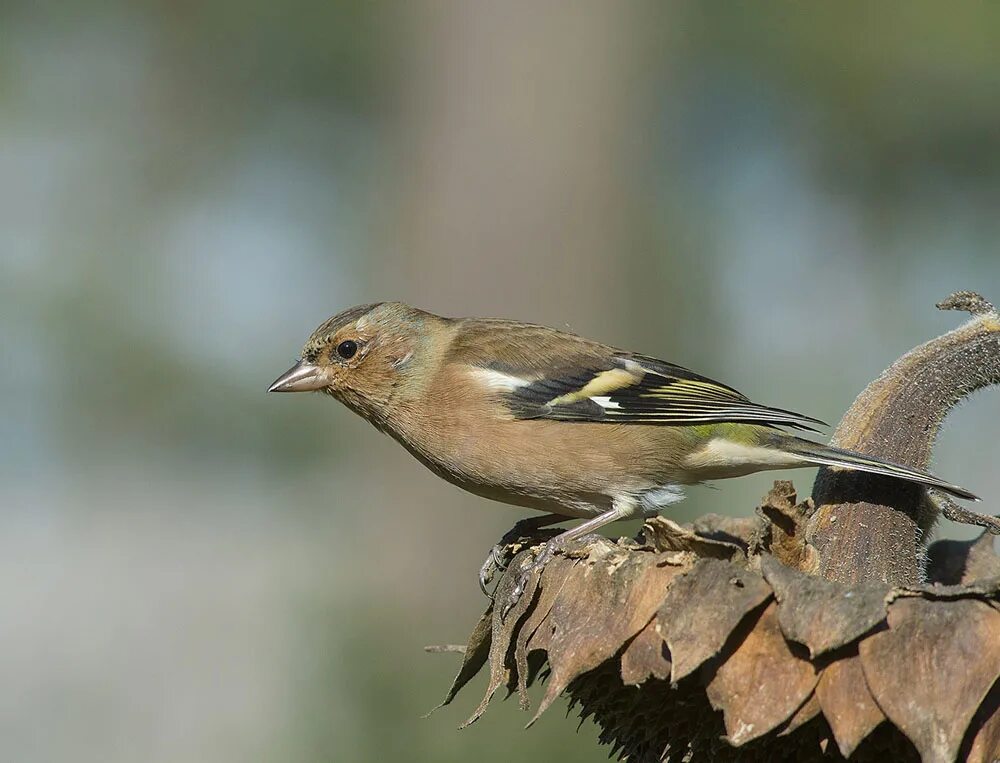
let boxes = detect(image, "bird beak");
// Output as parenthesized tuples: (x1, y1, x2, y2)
(267, 361, 328, 393)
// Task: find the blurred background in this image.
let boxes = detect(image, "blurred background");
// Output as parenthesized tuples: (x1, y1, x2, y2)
(2, 2, 999, 761)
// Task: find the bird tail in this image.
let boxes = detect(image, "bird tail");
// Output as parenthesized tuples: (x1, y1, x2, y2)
(774, 435, 979, 501)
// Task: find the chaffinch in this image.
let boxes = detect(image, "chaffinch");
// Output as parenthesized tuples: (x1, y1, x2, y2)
(269, 302, 976, 606)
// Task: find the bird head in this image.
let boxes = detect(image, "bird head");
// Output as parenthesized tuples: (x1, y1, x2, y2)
(268, 302, 438, 421)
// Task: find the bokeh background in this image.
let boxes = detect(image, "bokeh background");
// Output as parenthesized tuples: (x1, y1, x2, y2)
(2, 2, 999, 761)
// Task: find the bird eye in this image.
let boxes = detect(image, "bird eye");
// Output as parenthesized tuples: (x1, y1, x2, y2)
(335, 340, 358, 360)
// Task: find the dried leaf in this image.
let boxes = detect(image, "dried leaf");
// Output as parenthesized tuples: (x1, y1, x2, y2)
(759, 553, 889, 657)
(705, 601, 818, 746)
(530, 547, 680, 724)
(859, 598, 1000, 763)
(815, 650, 886, 757)
(657, 558, 773, 683)
(620, 618, 672, 687)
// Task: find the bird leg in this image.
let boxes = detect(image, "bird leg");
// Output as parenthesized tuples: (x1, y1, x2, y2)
(501, 498, 640, 620)
(478, 513, 566, 596)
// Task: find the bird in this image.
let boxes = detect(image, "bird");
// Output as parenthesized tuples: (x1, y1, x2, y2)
(268, 302, 977, 609)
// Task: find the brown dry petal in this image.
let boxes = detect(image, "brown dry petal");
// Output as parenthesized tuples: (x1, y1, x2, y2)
(859, 597, 1000, 763)
(462, 550, 546, 727)
(759, 553, 889, 658)
(690, 512, 762, 549)
(620, 618, 672, 687)
(523, 537, 624, 679)
(433, 605, 493, 712)
(966, 683, 1000, 763)
(705, 601, 819, 746)
(530, 546, 682, 724)
(757, 480, 819, 573)
(777, 691, 822, 737)
(815, 650, 886, 758)
(512, 553, 579, 710)
(640, 516, 742, 560)
(657, 558, 773, 683)
(889, 575, 1000, 602)
(762, 479, 799, 509)
(927, 531, 1000, 586)
(950, 575, 1000, 598)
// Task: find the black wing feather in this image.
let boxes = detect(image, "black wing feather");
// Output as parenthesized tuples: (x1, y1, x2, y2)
(506, 354, 826, 432)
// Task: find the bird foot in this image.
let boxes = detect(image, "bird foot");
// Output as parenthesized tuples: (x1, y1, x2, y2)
(499, 541, 561, 621)
(478, 520, 560, 597)
(478, 543, 512, 596)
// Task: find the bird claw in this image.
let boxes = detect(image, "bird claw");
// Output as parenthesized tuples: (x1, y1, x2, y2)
(478, 520, 554, 598)
(478, 543, 510, 597)
(499, 542, 558, 621)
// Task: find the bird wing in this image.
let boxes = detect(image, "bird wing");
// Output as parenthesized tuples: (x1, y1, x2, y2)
(501, 354, 826, 432)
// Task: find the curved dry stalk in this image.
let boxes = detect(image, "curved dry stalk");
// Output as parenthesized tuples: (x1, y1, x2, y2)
(806, 291, 1000, 586)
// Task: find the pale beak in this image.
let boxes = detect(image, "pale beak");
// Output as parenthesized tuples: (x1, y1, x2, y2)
(267, 360, 328, 393)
